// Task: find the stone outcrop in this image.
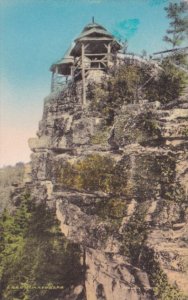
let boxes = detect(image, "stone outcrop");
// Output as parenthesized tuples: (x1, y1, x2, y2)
(27, 82, 188, 300)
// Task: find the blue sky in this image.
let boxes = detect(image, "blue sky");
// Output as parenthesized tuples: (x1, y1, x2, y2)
(0, 0, 182, 166)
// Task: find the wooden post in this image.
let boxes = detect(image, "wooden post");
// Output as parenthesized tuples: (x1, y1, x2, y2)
(81, 43, 86, 107)
(71, 66, 74, 78)
(107, 43, 111, 68)
(51, 72, 55, 92)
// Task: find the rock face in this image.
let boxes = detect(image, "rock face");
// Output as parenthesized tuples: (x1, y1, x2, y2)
(28, 82, 188, 300)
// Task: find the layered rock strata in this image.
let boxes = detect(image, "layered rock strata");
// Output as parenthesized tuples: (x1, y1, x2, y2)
(28, 83, 188, 300)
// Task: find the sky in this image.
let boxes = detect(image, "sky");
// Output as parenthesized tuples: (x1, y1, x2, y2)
(0, 0, 183, 166)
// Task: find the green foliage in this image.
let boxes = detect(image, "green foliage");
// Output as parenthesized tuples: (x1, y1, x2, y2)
(170, 52, 188, 69)
(0, 163, 25, 213)
(146, 59, 188, 104)
(87, 82, 113, 124)
(111, 109, 161, 147)
(57, 155, 129, 228)
(163, 1, 188, 48)
(0, 163, 24, 188)
(140, 248, 186, 300)
(0, 194, 83, 300)
(58, 154, 134, 198)
(135, 110, 161, 142)
(131, 153, 181, 202)
(152, 269, 185, 300)
(95, 198, 127, 223)
(88, 62, 188, 122)
(108, 65, 144, 104)
(57, 151, 186, 207)
(59, 154, 115, 193)
(88, 65, 151, 124)
(154, 154, 186, 204)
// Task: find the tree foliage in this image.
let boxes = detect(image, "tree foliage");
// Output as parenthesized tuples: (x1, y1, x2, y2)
(0, 194, 83, 300)
(145, 58, 188, 104)
(163, 1, 188, 48)
(0, 163, 25, 213)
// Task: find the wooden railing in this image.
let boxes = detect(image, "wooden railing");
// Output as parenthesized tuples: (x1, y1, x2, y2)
(51, 52, 162, 92)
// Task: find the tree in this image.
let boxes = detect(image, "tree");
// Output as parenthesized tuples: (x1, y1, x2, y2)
(0, 194, 83, 300)
(145, 58, 188, 104)
(163, 1, 188, 48)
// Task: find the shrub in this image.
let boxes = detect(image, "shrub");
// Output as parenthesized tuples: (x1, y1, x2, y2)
(87, 60, 188, 124)
(145, 58, 188, 104)
(87, 64, 152, 124)
(108, 65, 145, 104)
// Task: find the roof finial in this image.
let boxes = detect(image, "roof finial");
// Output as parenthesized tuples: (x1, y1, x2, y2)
(92, 16, 95, 24)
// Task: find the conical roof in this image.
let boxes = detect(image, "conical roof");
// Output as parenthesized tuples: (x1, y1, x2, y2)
(82, 22, 106, 32)
(75, 22, 116, 42)
(50, 45, 74, 74)
(70, 21, 122, 56)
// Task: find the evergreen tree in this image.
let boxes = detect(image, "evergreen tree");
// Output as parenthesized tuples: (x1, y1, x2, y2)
(163, 1, 188, 48)
(0, 194, 83, 300)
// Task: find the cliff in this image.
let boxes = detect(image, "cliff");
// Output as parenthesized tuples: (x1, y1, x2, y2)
(25, 77, 188, 300)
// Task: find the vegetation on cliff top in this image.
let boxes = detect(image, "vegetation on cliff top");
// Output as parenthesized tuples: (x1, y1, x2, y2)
(87, 59, 187, 124)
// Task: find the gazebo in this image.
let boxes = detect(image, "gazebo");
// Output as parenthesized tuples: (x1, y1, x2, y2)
(50, 18, 122, 105)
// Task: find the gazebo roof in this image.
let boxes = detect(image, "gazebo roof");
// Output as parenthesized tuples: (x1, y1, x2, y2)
(82, 22, 106, 32)
(70, 22, 122, 56)
(50, 45, 74, 74)
(75, 22, 114, 41)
